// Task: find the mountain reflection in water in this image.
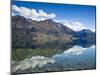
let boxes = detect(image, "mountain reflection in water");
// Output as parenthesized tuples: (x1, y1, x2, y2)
(12, 40, 96, 74)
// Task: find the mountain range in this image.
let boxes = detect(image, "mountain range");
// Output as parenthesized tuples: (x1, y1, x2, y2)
(12, 16, 95, 48)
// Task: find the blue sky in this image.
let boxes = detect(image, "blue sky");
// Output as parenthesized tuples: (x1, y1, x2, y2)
(12, 1, 96, 31)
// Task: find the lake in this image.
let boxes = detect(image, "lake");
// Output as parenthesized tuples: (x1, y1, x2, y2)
(12, 40, 96, 74)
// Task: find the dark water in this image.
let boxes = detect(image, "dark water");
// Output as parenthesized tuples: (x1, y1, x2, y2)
(12, 40, 96, 74)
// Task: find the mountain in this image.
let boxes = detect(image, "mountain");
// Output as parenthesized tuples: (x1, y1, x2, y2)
(73, 29, 96, 46)
(12, 16, 75, 34)
(12, 16, 77, 48)
(74, 29, 95, 40)
(12, 16, 95, 48)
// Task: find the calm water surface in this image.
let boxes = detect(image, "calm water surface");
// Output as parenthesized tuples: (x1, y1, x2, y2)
(12, 41, 96, 74)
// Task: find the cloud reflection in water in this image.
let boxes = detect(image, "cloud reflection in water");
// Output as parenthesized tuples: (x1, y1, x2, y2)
(12, 45, 95, 73)
(12, 56, 55, 72)
(53, 45, 95, 58)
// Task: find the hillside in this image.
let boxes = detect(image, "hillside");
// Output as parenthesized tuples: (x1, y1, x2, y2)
(12, 16, 95, 48)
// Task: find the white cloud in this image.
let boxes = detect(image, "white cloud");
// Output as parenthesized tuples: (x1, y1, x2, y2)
(54, 19, 93, 31)
(91, 29, 95, 32)
(30, 9, 38, 17)
(62, 21, 87, 31)
(65, 21, 96, 31)
(38, 10, 48, 18)
(19, 7, 31, 17)
(12, 5, 20, 13)
(12, 5, 56, 21)
(48, 13, 56, 19)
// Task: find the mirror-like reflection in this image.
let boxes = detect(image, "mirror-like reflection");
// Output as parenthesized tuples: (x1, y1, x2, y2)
(12, 56, 55, 72)
(12, 40, 96, 74)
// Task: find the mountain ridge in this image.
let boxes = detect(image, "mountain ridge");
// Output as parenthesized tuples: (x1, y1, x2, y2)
(12, 16, 95, 48)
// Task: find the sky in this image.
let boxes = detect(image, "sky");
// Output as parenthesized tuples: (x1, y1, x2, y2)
(12, 0, 96, 31)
